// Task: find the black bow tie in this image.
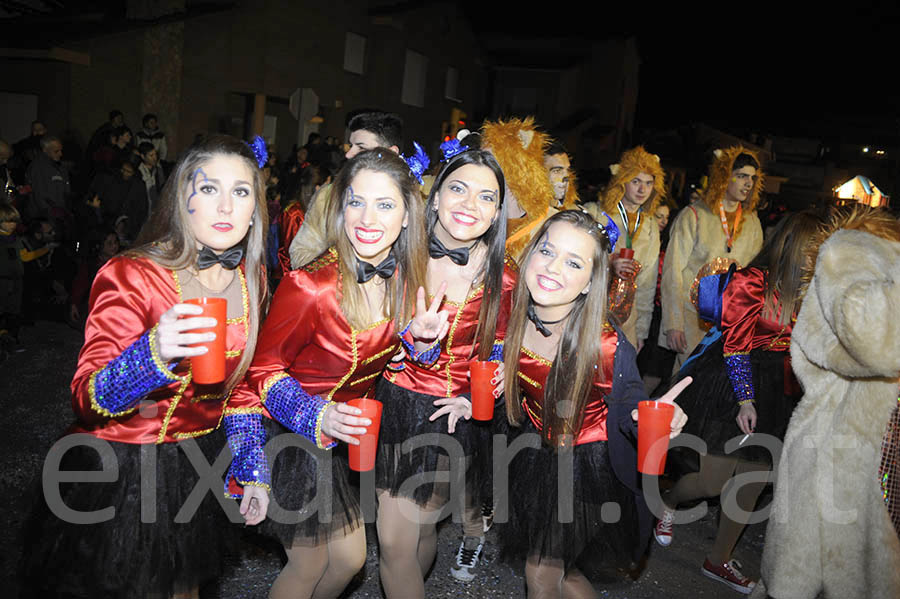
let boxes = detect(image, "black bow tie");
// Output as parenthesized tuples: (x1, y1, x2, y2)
(429, 237, 470, 266)
(356, 253, 396, 283)
(527, 304, 554, 337)
(197, 245, 244, 270)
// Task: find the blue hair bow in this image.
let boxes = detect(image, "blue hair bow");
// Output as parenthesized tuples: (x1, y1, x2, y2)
(402, 141, 430, 185)
(440, 137, 469, 162)
(599, 211, 620, 253)
(245, 135, 268, 169)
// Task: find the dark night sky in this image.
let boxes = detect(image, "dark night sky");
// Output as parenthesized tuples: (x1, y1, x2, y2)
(8, 2, 900, 138)
(464, 4, 900, 136)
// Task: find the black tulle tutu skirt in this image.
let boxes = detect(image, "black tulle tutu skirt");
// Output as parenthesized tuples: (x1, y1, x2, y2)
(496, 419, 640, 576)
(672, 339, 801, 464)
(258, 418, 361, 547)
(20, 429, 235, 598)
(374, 377, 492, 506)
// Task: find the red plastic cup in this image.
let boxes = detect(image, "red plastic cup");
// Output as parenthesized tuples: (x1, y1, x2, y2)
(619, 247, 635, 260)
(347, 398, 383, 472)
(185, 297, 227, 384)
(469, 361, 496, 421)
(637, 400, 675, 475)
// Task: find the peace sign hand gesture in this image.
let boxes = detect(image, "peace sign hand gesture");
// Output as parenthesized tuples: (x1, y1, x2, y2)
(408, 282, 451, 344)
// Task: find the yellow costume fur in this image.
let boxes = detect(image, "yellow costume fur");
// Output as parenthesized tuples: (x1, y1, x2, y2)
(601, 145, 666, 218)
(703, 145, 764, 221)
(481, 117, 554, 260)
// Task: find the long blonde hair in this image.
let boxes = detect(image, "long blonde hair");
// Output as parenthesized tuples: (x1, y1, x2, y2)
(326, 149, 427, 331)
(504, 210, 612, 447)
(128, 134, 269, 392)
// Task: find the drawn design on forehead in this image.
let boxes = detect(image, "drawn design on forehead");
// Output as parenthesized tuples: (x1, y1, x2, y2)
(538, 232, 550, 252)
(345, 184, 355, 205)
(187, 167, 209, 214)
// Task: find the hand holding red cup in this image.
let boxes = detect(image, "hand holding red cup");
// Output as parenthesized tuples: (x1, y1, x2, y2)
(346, 398, 383, 471)
(633, 377, 692, 474)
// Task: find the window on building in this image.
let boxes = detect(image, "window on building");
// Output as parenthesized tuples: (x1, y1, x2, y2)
(401, 50, 427, 107)
(344, 32, 366, 75)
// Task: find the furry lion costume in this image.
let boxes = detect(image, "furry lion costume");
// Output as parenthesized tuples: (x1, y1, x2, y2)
(582, 146, 666, 346)
(481, 117, 554, 260)
(601, 145, 667, 216)
(752, 208, 900, 599)
(658, 146, 763, 368)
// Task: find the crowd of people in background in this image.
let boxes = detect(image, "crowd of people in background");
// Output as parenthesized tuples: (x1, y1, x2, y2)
(6, 106, 900, 599)
(0, 110, 345, 361)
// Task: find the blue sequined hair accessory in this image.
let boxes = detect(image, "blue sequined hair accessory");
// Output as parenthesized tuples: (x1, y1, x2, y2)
(581, 209, 619, 253)
(599, 211, 620, 253)
(402, 141, 430, 185)
(245, 135, 268, 169)
(440, 136, 469, 162)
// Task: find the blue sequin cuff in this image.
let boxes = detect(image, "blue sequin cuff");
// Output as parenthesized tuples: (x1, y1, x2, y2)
(223, 411, 271, 498)
(385, 359, 405, 372)
(399, 321, 441, 366)
(724, 353, 754, 404)
(88, 326, 183, 418)
(489, 341, 504, 363)
(263, 375, 337, 449)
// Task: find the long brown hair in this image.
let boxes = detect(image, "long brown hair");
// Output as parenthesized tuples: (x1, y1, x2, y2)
(425, 149, 507, 360)
(748, 210, 824, 324)
(128, 134, 269, 392)
(504, 210, 612, 447)
(326, 149, 427, 331)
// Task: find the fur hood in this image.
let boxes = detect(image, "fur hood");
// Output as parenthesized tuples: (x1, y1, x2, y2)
(601, 146, 666, 215)
(481, 117, 553, 224)
(703, 145, 764, 215)
(793, 228, 900, 381)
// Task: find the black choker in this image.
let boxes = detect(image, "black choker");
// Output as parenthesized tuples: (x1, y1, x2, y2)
(527, 304, 567, 337)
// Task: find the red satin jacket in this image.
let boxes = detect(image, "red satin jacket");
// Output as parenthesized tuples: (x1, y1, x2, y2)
(721, 267, 793, 356)
(385, 259, 517, 397)
(517, 325, 619, 446)
(236, 249, 399, 414)
(69, 256, 257, 444)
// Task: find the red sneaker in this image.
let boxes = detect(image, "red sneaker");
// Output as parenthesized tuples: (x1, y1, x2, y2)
(700, 558, 757, 594)
(654, 506, 675, 547)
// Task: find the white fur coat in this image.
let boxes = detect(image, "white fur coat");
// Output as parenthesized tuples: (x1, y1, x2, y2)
(753, 229, 900, 598)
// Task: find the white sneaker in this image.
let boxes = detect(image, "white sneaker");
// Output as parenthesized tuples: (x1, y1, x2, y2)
(654, 506, 676, 547)
(450, 536, 484, 582)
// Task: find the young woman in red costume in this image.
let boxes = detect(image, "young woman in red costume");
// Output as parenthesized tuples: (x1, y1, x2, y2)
(653, 211, 823, 594)
(373, 141, 515, 597)
(235, 149, 429, 599)
(499, 210, 689, 599)
(22, 135, 272, 599)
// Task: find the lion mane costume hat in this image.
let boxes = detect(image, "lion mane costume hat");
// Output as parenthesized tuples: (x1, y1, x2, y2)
(703, 145, 765, 216)
(481, 116, 554, 257)
(601, 145, 666, 215)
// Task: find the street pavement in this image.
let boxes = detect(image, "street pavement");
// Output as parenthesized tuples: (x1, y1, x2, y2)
(4, 320, 769, 598)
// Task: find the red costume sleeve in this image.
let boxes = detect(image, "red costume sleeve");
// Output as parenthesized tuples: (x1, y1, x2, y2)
(70, 257, 175, 427)
(244, 268, 319, 397)
(721, 268, 766, 356)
